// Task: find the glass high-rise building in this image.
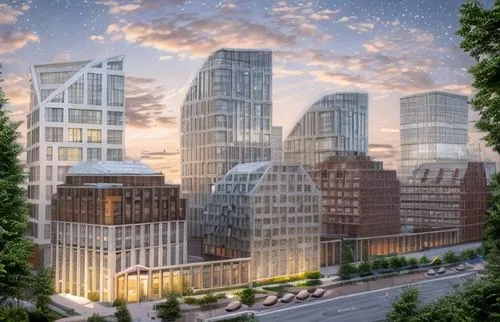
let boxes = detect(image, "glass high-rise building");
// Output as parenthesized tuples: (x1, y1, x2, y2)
(284, 92, 368, 170)
(399, 91, 468, 179)
(180, 49, 272, 241)
(26, 56, 126, 267)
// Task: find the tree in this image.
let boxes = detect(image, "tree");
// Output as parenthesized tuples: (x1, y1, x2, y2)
(158, 295, 181, 321)
(339, 240, 356, 279)
(33, 268, 54, 312)
(239, 288, 256, 307)
(114, 302, 132, 322)
(485, 243, 500, 281)
(87, 313, 107, 322)
(408, 257, 418, 267)
(0, 90, 33, 304)
(386, 286, 420, 322)
(458, 0, 500, 259)
(443, 250, 459, 264)
(419, 255, 430, 265)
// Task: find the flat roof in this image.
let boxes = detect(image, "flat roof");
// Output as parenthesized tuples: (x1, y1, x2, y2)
(68, 161, 161, 175)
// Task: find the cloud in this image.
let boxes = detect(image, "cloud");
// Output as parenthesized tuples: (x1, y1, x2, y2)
(368, 144, 398, 159)
(1, 74, 30, 108)
(53, 51, 71, 62)
(337, 15, 357, 23)
(125, 76, 177, 128)
(107, 15, 296, 57)
(0, 30, 39, 53)
(96, 0, 157, 14)
(89, 34, 105, 42)
(141, 150, 180, 159)
(0, 4, 23, 24)
(273, 65, 305, 78)
(159, 55, 173, 60)
(220, 3, 236, 12)
(380, 128, 400, 133)
(347, 22, 375, 33)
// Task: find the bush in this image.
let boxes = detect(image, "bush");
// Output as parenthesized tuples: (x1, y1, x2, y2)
(357, 261, 372, 274)
(390, 256, 402, 269)
(339, 263, 357, 279)
(115, 302, 132, 322)
(431, 256, 442, 266)
(220, 314, 258, 322)
(251, 274, 303, 287)
(399, 256, 408, 267)
(408, 257, 419, 266)
(112, 298, 127, 307)
(444, 250, 460, 264)
(297, 279, 322, 286)
(28, 309, 50, 322)
(372, 258, 383, 270)
(88, 291, 100, 302)
(303, 271, 323, 279)
(460, 248, 477, 261)
(419, 255, 430, 265)
(36, 294, 51, 313)
(239, 288, 256, 307)
(0, 306, 29, 322)
(158, 295, 181, 321)
(379, 257, 390, 269)
(183, 297, 200, 305)
(87, 313, 107, 322)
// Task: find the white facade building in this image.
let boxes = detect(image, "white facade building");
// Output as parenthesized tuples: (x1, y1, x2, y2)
(204, 161, 322, 280)
(26, 56, 126, 267)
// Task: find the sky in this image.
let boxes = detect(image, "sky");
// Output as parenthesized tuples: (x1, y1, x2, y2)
(0, 0, 497, 182)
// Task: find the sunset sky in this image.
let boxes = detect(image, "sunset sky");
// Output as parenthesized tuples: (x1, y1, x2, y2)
(1, 0, 497, 182)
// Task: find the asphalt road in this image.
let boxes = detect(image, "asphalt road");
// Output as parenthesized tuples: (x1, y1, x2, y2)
(257, 272, 476, 322)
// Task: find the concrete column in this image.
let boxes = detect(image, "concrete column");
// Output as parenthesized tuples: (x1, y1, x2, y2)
(136, 267, 140, 303)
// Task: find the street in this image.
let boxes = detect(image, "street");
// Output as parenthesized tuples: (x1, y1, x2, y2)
(257, 272, 476, 322)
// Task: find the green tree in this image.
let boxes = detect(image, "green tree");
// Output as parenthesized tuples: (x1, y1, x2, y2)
(443, 250, 459, 264)
(0, 90, 33, 303)
(386, 286, 420, 322)
(34, 268, 54, 312)
(158, 295, 181, 321)
(87, 313, 107, 322)
(339, 240, 356, 279)
(114, 302, 132, 322)
(419, 255, 430, 265)
(458, 0, 500, 260)
(408, 257, 418, 267)
(239, 288, 256, 307)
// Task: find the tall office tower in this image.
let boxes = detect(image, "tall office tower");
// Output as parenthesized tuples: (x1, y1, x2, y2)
(26, 56, 126, 268)
(180, 49, 272, 243)
(400, 162, 488, 242)
(52, 161, 186, 302)
(284, 92, 368, 170)
(271, 126, 283, 162)
(308, 156, 400, 238)
(204, 162, 321, 280)
(399, 91, 469, 179)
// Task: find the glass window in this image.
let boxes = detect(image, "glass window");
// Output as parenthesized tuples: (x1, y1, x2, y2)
(45, 127, 63, 142)
(46, 146, 53, 161)
(87, 129, 102, 143)
(108, 61, 123, 70)
(58, 147, 82, 161)
(107, 111, 123, 125)
(87, 148, 101, 162)
(45, 108, 63, 122)
(107, 130, 122, 144)
(107, 75, 124, 107)
(46, 165, 52, 181)
(87, 73, 102, 105)
(68, 128, 82, 142)
(68, 109, 102, 124)
(68, 75, 84, 104)
(40, 72, 72, 84)
(107, 149, 123, 161)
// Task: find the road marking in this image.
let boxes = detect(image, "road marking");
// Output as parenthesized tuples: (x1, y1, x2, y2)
(337, 307, 356, 312)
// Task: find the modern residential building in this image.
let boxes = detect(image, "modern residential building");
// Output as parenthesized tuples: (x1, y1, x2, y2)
(180, 49, 273, 243)
(51, 161, 187, 302)
(399, 91, 469, 179)
(308, 156, 400, 238)
(284, 92, 369, 170)
(400, 162, 488, 242)
(271, 126, 283, 162)
(204, 161, 322, 280)
(26, 56, 126, 267)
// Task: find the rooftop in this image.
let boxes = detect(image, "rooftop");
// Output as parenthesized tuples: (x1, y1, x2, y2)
(68, 161, 161, 176)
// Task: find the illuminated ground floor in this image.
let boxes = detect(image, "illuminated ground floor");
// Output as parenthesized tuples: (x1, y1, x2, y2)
(320, 229, 459, 267)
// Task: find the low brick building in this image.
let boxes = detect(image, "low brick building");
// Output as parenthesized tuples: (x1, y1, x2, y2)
(400, 162, 488, 242)
(308, 156, 400, 238)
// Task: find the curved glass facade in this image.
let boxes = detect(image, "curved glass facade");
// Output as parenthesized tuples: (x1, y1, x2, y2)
(399, 91, 468, 179)
(284, 92, 368, 170)
(180, 49, 273, 238)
